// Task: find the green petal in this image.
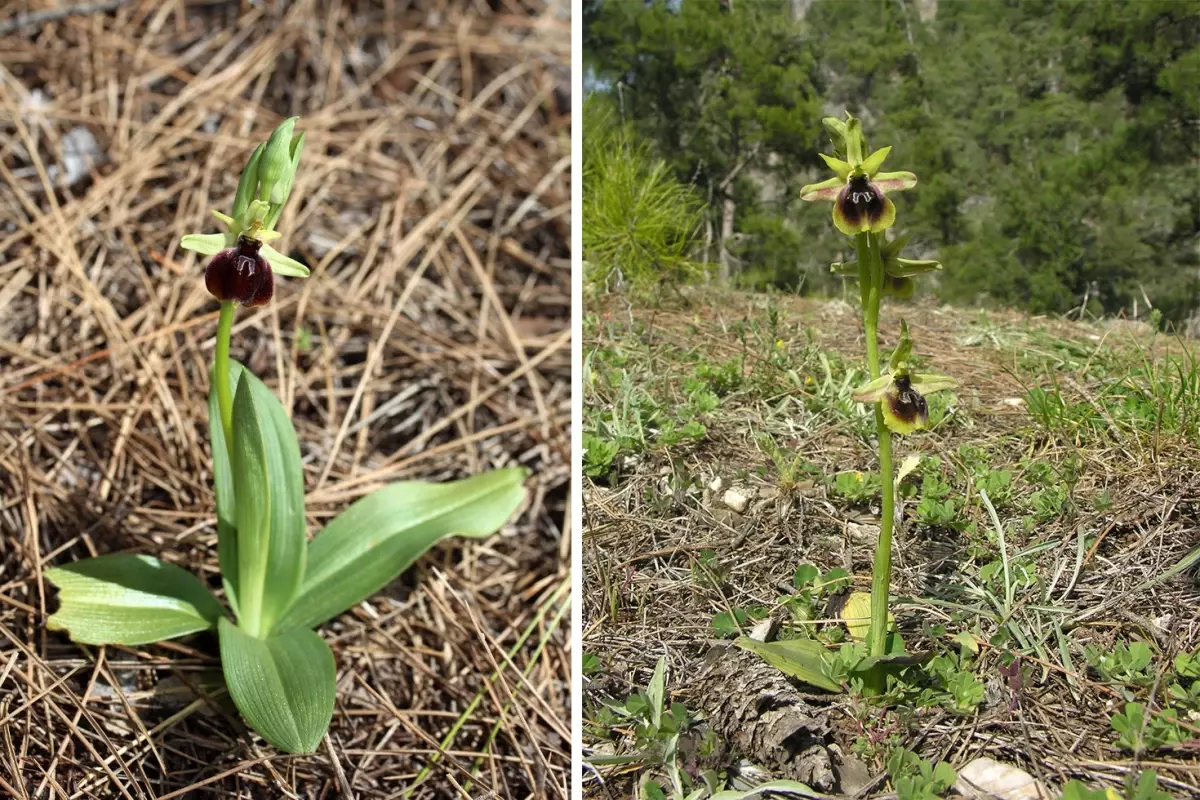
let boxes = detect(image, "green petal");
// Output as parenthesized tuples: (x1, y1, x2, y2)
(867, 194, 897, 232)
(861, 146, 892, 177)
(873, 171, 917, 193)
(800, 175, 844, 202)
(851, 374, 893, 403)
(261, 243, 311, 278)
(211, 209, 237, 228)
(818, 153, 854, 181)
(887, 257, 943, 277)
(909, 373, 959, 394)
(180, 233, 229, 256)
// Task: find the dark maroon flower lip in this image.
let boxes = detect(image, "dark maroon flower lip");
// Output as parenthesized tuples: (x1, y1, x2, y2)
(887, 374, 929, 429)
(205, 235, 274, 307)
(837, 176, 886, 230)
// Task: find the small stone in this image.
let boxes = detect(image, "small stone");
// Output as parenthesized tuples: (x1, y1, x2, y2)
(709, 475, 724, 494)
(723, 489, 748, 513)
(847, 521, 880, 544)
(747, 617, 778, 642)
(955, 757, 1049, 800)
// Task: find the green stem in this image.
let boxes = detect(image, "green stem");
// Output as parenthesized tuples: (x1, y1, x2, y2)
(857, 233, 896, 688)
(215, 301, 236, 454)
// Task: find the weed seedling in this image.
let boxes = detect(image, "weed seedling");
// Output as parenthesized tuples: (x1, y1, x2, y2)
(44, 119, 528, 754)
(885, 747, 957, 800)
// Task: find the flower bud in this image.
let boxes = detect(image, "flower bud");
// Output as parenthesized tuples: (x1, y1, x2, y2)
(205, 235, 274, 307)
(257, 117, 299, 207)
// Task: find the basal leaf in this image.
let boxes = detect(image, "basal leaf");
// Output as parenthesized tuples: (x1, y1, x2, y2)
(231, 374, 305, 637)
(735, 636, 843, 693)
(209, 363, 240, 617)
(46, 554, 225, 645)
(274, 468, 528, 633)
(218, 618, 334, 754)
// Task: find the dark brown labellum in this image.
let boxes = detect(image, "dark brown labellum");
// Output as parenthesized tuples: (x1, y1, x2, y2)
(888, 374, 929, 428)
(837, 175, 885, 229)
(205, 235, 273, 307)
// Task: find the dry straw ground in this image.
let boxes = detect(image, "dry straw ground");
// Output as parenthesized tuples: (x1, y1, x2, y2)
(583, 291, 1200, 798)
(0, 0, 570, 796)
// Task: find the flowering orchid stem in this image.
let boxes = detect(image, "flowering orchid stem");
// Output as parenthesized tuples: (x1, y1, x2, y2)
(858, 232, 896, 692)
(215, 301, 236, 454)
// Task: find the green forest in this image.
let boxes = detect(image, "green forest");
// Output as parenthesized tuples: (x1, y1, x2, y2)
(583, 0, 1200, 327)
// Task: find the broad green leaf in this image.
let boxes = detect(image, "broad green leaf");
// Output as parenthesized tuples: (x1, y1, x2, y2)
(46, 554, 224, 645)
(209, 363, 240, 617)
(275, 468, 528, 633)
(735, 637, 842, 693)
(231, 374, 306, 637)
(218, 618, 334, 754)
(710, 780, 814, 799)
(646, 656, 666, 730)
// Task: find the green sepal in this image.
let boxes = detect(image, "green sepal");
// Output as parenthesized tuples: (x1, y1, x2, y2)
(889, 320, 913, 373)
(800, 175, 843, 202)
(180, 233, 229, 256)
(888, 256, 942, 277)
(45, 554, 225, 645)
(843, 115, 865, 166)
(261, 243, 311, 278)
(851, 374, 893, 403)
(873, 171, 918, 193)
(218, 618, 335, 754)
(909, 373, 959, 394)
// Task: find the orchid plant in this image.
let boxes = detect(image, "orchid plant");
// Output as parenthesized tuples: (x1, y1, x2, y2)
(45, 119, 529, 753)
(799, 113, 957, 690)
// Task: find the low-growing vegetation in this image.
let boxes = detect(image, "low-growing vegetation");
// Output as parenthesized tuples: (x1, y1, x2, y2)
(583, 290, 1200, 799)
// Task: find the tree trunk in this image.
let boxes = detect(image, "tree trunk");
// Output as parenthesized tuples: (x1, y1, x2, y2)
(719, 195, 735, 282)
